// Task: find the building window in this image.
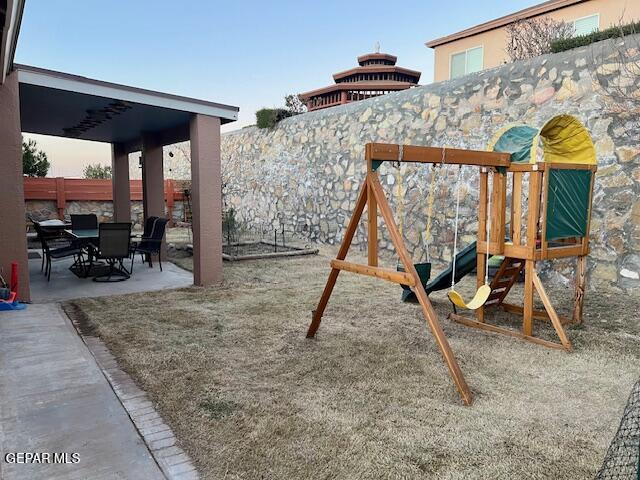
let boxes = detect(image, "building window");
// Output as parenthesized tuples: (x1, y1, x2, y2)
(450, 46, 483, 79)
(572, 14, 599, 36)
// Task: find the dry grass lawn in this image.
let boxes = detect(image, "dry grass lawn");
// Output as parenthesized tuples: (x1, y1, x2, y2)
(67, 247, 640, 479)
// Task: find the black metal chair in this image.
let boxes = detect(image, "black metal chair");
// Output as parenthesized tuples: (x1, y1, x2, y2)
(135, 216, 158, 242)
(33, 222, 84, 281)
(130, 217, 168, 273)
(70, 213, 99, 252)
(90, 223, 132, 282)
(70, 214, 98, 230)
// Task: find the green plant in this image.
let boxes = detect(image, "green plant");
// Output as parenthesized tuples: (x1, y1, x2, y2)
(83, 163, 112, 179)
(22, 139, 50, 177)
(551, 21, 640, 53)
(255, 108, 292, 129)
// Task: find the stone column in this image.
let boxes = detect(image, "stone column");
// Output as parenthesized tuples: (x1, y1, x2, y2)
(111, 143, 130, 223)
(141, 133, 166, 256)
(190, 114, 222, 286)
(0, 72, 30, 301)
(141, 133, 165, 220)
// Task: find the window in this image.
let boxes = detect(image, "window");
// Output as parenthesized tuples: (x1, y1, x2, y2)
(572, 14, 599, 36)
(450, 46, 484, 79)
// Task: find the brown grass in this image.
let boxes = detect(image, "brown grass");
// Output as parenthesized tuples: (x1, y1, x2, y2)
(67, 247, 640, 479)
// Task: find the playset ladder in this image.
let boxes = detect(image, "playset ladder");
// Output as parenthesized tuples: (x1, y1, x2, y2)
(485, 257, 524, 307)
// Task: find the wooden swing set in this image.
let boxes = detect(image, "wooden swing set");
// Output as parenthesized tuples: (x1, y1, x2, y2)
(307, 116, 597, 405)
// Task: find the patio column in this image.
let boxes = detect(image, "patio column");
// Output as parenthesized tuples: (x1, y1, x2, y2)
(190, 114, 222, 286)
(0, 72, 30, 301)
(141, 133, 166, 220)
(111, 143, 130, 223)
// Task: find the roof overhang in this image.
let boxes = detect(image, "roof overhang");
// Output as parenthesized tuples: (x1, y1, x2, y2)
(425, 0, 586, 48)
(357, 53, 397, 65)
(17, 64, 239, 152)
(0, 0, 25, 83)
(299, 81, 415, 100)
(333, 65, 421, 82)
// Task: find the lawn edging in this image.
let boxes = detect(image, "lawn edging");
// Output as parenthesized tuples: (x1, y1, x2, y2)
(62, 302, 200, 480)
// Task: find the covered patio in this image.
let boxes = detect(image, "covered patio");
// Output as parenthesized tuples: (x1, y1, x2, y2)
(1, 63, 238, 301)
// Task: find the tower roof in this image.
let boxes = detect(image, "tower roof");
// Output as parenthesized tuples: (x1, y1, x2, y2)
(357, 53, 397, 66)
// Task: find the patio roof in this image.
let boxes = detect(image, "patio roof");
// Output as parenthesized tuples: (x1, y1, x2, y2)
(16, 64, 239, 151)
(0, 0, 25, 82)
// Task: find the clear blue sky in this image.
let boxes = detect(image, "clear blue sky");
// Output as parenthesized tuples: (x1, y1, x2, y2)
(15, 0, 539, 176)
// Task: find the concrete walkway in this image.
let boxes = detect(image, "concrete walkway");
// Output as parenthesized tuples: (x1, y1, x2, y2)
(0, 303, 165, 480)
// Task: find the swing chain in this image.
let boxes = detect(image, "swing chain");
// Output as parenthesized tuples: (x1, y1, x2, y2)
(450, 165, 463, 290)
(485, 169, 493, 285)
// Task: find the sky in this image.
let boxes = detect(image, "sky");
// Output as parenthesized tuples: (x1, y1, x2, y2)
(15, 0, 540, 177)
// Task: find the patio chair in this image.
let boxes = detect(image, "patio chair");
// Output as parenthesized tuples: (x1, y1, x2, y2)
(70, 213, 98, 251)
(33, 222, 84, 281)
(130, 217, 168, 273)
(70, 214, 98, 230)
(89, 223, 132, 282)
(134, 216, 158, 242)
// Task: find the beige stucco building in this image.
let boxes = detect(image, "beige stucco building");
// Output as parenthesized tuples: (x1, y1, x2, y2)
(426, 0, 640, 83)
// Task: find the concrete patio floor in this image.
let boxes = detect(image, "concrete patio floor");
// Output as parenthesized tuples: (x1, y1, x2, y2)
(28, 252, 193, 303)
(0, 303, 165, 479)
(0, 253, 197, 478)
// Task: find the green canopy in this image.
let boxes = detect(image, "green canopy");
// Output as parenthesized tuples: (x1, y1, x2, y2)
(488, 115, 596, 242)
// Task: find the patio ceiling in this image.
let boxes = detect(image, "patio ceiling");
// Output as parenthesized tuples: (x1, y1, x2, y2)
(16, 64, 238, 152)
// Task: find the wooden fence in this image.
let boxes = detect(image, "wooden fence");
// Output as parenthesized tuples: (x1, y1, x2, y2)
(23, 177, 187, 221)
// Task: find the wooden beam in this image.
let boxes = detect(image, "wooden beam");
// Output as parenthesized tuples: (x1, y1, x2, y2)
(512, 172, 522, 246)
(526, 170, 542, 251)
(507, 163, 544, 172)
(541, 169, 550, 258)
(489, 171, 506, 254)
(369, 174, 473, 406)
(449, 314, 566, 351)
(366, 143, 510, 167)
(523, 260, 535, 336)
(499, 302, 573, 325)
(307, 181, 368, 338)
(330, 259, 415, 286)
(573, 256, 587, 325)
(367, 170, 378, 267)
(477, 170, 488, 323)
(531, 270, 572, 351)
(536, 244, 587, 260)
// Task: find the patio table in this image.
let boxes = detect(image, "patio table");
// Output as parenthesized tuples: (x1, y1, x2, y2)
(64, 229, 101, 278)
(64, 229, 99, 240)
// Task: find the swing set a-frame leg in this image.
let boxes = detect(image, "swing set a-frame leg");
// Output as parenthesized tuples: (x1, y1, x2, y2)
(308, 173, 473, 406)
(307, 181, 368, 338)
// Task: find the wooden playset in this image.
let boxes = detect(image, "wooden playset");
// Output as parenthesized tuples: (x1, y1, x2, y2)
(307, 114, 597, 405)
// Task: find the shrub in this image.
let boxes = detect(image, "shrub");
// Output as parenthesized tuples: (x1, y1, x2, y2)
(551, 21, 640, 53)
(83, 163, 112, 179)
(255, 108, 292, 129)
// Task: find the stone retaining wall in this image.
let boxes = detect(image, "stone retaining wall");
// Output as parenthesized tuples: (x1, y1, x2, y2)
(222, 36, 640, 293)
(26, 200, 184, 227)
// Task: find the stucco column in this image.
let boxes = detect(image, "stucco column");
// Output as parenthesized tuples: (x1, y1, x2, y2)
(111, 143, 130, 222)
(0, 72, 30, 301)
(190, 114, 222, 286)
(141, 133, 166, 220)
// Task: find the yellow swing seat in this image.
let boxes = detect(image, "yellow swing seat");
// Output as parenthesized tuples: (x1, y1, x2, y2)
(447, 284, 492, 311)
